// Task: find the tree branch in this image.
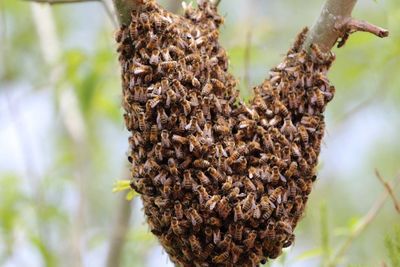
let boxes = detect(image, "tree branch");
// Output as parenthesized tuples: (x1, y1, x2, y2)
(304, 0, 388, 52)
(112, 0, 142, 26)
(105, 193, 133, 267)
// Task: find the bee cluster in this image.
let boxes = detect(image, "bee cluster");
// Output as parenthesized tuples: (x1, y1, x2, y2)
(116, 0, 335, 266)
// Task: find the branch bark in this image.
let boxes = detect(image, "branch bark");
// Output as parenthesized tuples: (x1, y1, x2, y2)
(304, 0, 388, 52)
(112, 0, 141, 26)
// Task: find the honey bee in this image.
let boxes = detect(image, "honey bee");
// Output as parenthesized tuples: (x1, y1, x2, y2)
(186, 117, 201, 133)
(212, 251, 229, 264)
(208, 167, 225, 183)
(217, 197, 231, 219)
(129, 23, 138, 39)
(298, 157, 310, 174)
(138, 112, 146, 131)
(197, 185, 210, 205)
(207, 216, 222, 227)
(179, 157, 192, 170)
(169, 45, 185, 58)
(288, 91, 299, 110)
(231, 242, 244, 264)
(222, 176, 233, 192)
(243, 230, 257, 248)
(253, 204, 262, 219)
(189, 208, 203, 226)
(139, 13, 151, 30)
(291, 27, 308, 52)
(228, 224, 242, 242)
(249, 252, 259, 266)
(242, 192, 256, 211)
(159, 130, 171, 148)
(193, 159, 210, 169)
(182, 170, 193, 190)
(132, 64, 152, 76)
(205, 195, 221, 211)
(171, 217, 184, 235)
(159, 61, 178, 73)
(274, 99, 289, 117)
(189, 235, 202, 253)
(172, 134, 188, 145)
(149, 124, 158, 143)
(204, 226, 213, 244)
(154, 142, 163, 161)
(297, 125, 309, 144)
(243, 178, 256, 192)
(166, 89, 177, 107)
(139, 48, 150, 61)
(202, 97, 211, 119)
(168, 158, 179, 176)
(226, 145, 247, 165)
(269, 186, 283, 204)
(201, 82, 213, 96)
(188, 135, 202, 153)
(173, 201, 184, 219)
(260, 196, 275, 220)
(156, 107, 168, 129)
(181, 246, 192, 261)
(280, 117, 297, 139)
(283, 234, 295, 248)
(197, 171, 211, 185)
(181, 98, 192, 116)
(218, 233, 232, 250)
(233, 202, 244, 222)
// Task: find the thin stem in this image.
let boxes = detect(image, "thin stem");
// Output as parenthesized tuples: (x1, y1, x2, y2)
(375, 169, 400, 214)
(327, 175, 400, 267)
(105, 193, 133, 267)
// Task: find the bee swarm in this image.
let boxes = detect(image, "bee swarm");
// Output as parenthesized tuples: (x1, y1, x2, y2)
(116, 1, 335, 266)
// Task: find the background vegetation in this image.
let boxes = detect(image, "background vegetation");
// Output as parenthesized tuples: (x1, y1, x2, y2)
(1, 0, 399, 266)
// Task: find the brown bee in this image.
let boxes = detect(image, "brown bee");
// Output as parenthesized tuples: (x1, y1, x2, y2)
(222, 176, 233, 192)
(167, 158, 179, 176)
(269, 187, 283, 204)
(197, 171, 211, 185)
(201, 82, 213, 96)
(243, 178, 256, 192)
(193, 159, 211, 169)
(205, 195, 221, 211)
(189, 235, 201, 253)
(171, 216, 183, 235)
(189, 208, 203, 226)
(297, 125, 309, 145)
(156, 107, 168, 129)
(207, 216, 222, 227)
(181, 98, 192, 116)
(129, 23, 138, 39)
(188, 135, 202, 153)
(172, 134, 188, 145)
(138, 112, 146, 131)
(217, 197, 231, 219)
(149, 124, 158, 143)
(208, 167, 225, 183)
(197, 185, 210, 205)
(152, 142, 163, 162)
(233, 202, 244, 222)
(242, 192, 256, 211)
(212, 251, 229, 264)
(243, 230, 257, 248)
(174, 201, 184, 219)
(182, 170, 193, 190)
(139, 13, 151, 30)
(217, 233, 232, 250)
(166, 89, 177, 107)
(169, 45, 185, 58)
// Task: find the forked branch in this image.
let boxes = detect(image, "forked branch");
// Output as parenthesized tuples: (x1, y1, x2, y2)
(304, 0, 389, 52)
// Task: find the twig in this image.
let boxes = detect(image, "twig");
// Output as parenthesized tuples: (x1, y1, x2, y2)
(304, 0, 388, 52)
(327, 176, 400, 267)
(375, 169, 400, 214)
(100, 0, 119, 28)
(112, 0, 143, 26)
(105, 193, 133, 267)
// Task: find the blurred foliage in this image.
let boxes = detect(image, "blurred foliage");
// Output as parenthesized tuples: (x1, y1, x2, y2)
(1, 0, 399, 267)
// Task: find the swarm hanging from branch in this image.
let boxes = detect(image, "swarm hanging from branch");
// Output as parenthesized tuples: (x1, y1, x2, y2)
(115, 0, 388, 266)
